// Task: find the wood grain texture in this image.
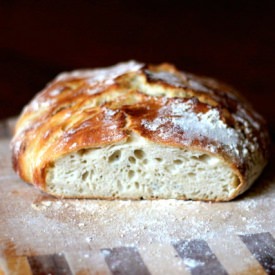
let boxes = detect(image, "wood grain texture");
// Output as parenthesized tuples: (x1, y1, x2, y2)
(174, 239, 228, 275)
(101, 247, 151, 275)
(27, 254, 73, 275)
(239, 233, 275, 274)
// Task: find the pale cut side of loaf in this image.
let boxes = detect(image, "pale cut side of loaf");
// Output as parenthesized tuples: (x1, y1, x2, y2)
(10, 61, 270, 201)
(46, 134, 239, 201)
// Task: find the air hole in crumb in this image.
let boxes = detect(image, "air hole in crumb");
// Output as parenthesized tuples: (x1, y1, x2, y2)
(65, 170, 73, 175)
(128, 156, 136, 164)
(143, 159, 148, 164)
(48, 162, 55, 168)
(155, 157, 163, 162)
(231, 177, 240, 188)
(108, 150, 121, 163)
(135, 182, 140, 189)
(78, 149, 87, 156)
(82, 171, 89, 181)
(134, 149, 144, 159)
(187, 172, 195, 177)
(173, 159, 183, 164)
(128, 170, 135, 179)
(222, 186, 229, 193)
(192, 154, 210, 163)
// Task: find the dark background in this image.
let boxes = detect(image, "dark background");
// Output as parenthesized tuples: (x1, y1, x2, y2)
(1, 0, 275, 138)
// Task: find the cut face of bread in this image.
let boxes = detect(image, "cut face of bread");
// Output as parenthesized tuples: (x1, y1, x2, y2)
(46, 134, 239, 200)
(10, 61, 270, 201)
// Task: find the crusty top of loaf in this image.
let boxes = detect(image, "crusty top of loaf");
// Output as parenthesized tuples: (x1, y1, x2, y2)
(11, 61, 270, 191)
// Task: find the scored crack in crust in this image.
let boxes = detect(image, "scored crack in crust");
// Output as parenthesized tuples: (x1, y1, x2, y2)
(10, 61, 270, 201)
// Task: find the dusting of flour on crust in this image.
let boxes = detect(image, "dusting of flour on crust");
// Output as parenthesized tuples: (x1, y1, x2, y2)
(142, 98, 242, 159)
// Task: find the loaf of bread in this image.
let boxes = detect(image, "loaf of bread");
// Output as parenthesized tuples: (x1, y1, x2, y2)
(10, 61, 270, 201)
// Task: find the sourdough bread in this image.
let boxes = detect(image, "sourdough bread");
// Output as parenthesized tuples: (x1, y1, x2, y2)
(10, 61, 270, 201)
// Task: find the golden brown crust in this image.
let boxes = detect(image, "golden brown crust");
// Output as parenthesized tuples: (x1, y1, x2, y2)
(10, 61, 270, 200)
